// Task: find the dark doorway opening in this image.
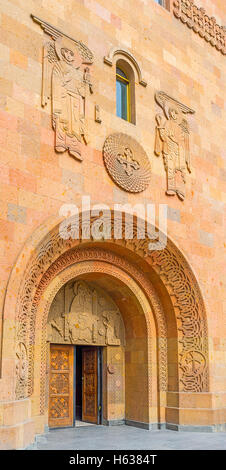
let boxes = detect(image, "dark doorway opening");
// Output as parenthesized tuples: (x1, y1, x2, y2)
(75, 346, 103, 426)
(75, 346, 83, 421)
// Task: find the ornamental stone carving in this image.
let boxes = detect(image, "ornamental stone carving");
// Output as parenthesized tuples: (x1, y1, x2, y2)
(12, 212, 209, 402)
(47, 280, 124, 346)
(15, 342, 28, 399)
(149, 245, 209, 392)
(103, 133, 151, 192)
(39, 249, 165, 413)
(32, 15, 94, 161)
(173, 1, 225, 55)
(155, 91, 195, 200)
(180, 350, 206, 391)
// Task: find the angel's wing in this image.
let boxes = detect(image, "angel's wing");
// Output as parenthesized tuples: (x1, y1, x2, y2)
(180, 118, 191, 172)
(76, 40, 94, 65)
(155, 92, 169, 119)
(41, 41, 58, 107)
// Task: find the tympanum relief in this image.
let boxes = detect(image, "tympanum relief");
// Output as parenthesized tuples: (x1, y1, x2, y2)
(32, 16, 94, 161)
(47, 281, 125, 346)
(155, 91, 195, 201)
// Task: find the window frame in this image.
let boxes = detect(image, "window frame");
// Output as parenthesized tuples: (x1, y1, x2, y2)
(116, 66, 131, 123)
(154, 0, 170, 10)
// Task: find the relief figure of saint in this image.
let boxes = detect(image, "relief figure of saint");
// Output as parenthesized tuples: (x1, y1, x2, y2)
(155, 106, 191, 200)
(67, 282, 93, 343)
(42, 36, 93, 161)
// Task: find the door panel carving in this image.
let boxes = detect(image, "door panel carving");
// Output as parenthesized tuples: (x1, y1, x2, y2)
(82, 348, 98, 424)
(49, 344, 74, 428)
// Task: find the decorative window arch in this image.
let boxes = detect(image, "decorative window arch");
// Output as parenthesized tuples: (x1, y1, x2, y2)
(104, 47, 147, 125)
(116, 61, 135, 123)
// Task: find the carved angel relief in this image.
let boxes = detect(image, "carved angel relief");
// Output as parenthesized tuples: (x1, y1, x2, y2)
(47, 281, 125, 346)
(155, 91, 195, 201)
(32, 16, 94, 161)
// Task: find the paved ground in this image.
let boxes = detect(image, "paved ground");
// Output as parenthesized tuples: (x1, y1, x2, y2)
(31, 425, 226, 450)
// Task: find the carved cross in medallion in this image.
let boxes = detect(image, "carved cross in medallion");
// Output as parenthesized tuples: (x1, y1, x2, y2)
(117, 147, 140, 176)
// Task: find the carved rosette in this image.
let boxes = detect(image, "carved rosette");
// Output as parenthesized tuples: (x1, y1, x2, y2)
(103, 133, 151, 192)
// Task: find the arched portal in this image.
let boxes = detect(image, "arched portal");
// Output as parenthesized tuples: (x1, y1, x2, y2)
(40, 267, 155, 428)
(46, 278, 126, 427)
(1, 210, 210, 440)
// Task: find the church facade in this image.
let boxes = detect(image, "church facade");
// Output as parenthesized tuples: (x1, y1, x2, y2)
(0, 0, 225, 449)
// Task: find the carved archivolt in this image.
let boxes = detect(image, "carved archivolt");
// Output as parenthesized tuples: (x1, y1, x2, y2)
(37, 258, 155, 414)
(155, 91, 195, 201)
(103, 133, 151, 193)
(149, 246, 208, 392)
(173, 1, 225, 55)
(37, 249, 166, 412)
(11, 211, 209, 400)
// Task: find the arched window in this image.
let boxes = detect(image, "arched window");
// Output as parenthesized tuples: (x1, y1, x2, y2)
(105, 49, 147, 124)
(116, 66, 130, 122)
(115, 59, 136, 124)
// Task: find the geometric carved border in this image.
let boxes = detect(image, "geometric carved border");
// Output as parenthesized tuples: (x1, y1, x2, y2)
(173, 0, 225, 55)
(13, 211, 209, 400)
(149, 247, 209, 392)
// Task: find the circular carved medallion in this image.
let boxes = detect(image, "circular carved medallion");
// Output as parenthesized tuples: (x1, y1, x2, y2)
(103, 133, 151, 192)
(181, 351, 206, 375)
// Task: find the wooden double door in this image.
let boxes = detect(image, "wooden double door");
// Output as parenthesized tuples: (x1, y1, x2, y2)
(48, 344, 102, 428)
